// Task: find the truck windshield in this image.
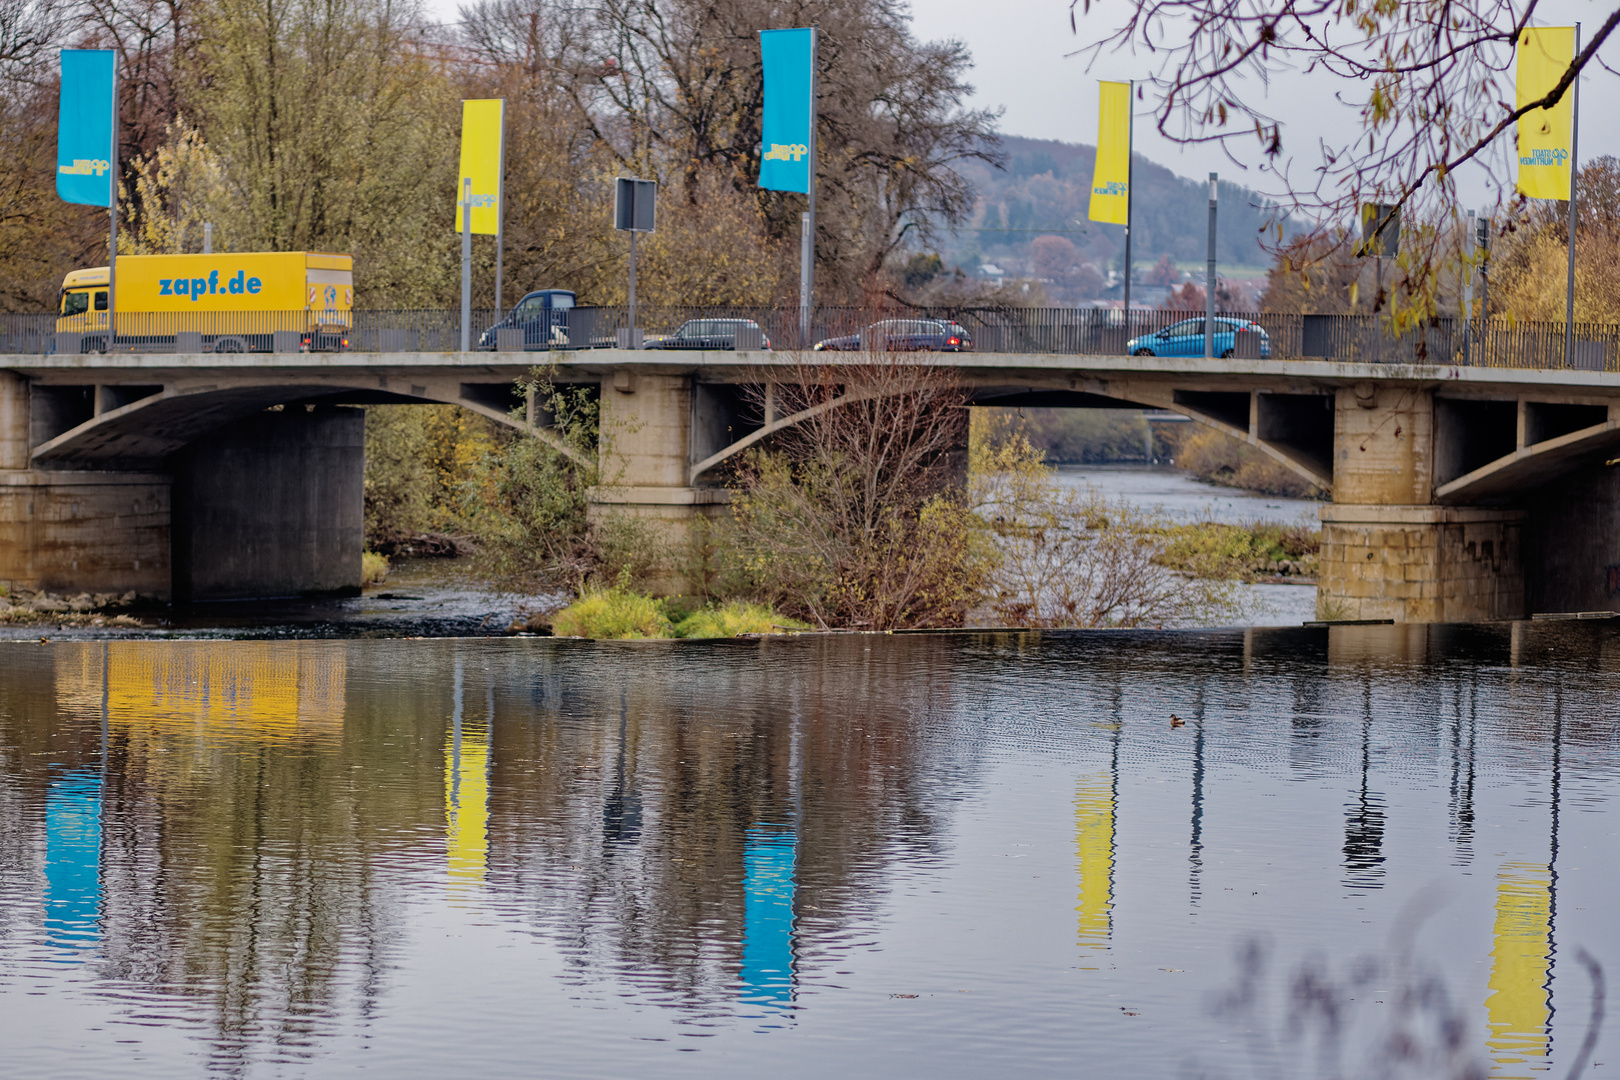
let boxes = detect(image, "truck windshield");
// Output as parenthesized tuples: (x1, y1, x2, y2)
(62, 291, 89, 317)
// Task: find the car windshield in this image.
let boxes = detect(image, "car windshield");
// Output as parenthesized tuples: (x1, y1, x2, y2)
(515, 297, 544, 317)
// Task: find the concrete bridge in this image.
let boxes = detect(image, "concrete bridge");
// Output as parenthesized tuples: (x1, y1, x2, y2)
(5, 347, 1620, 621)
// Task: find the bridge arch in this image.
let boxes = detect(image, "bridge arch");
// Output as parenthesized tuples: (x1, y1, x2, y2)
(29, 376, 589, 469)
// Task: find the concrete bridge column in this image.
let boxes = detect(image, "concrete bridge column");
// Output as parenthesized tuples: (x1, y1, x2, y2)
(1, 371, 172, 597)
(589, 370, 730, 593)
(1318, 384, 1524, 623)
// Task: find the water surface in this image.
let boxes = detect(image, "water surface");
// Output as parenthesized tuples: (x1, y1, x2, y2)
(1, 629, 1614, 1078)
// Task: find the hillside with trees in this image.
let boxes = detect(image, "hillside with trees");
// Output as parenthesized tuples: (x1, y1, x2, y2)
(931, 135, 1293, 304)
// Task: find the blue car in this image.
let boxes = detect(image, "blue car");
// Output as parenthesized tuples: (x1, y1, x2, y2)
(1126, 317, 1270, 358)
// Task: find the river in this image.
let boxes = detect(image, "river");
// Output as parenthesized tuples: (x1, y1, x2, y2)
(0, 629, 1613, 1079)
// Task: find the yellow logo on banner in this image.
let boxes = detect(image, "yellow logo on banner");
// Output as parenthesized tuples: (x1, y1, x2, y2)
(763, 143, 809, 162)
(58, 159, 111, 176)
(1516, 27, 1575, 200)
(456, 99, 505, 235)
(1088, 82, 1131, 227)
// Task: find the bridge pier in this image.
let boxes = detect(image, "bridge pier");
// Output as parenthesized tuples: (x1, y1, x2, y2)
(590, 371, 733, 594)
(172, 407, 363, 602)
(1317, 383, 1528, 622)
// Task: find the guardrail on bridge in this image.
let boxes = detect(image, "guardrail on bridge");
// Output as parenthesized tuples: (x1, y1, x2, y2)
(3, 306, 1618, 372)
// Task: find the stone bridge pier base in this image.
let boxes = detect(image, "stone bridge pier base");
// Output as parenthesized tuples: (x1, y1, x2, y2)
(589, 370, 734, 595)
(1317, 385, 1525, 623)
(1, 372, 171, 597)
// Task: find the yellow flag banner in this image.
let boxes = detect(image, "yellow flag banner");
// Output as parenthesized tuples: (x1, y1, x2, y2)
(1088, 81, 1131, 226)
(457, 99, 505, 235)
(1516, 27, 1575, 200)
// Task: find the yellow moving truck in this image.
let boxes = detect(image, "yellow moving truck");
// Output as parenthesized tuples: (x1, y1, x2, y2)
(56, 252, 353, 353)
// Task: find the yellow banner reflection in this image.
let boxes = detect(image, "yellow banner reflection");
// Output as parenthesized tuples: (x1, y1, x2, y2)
(1075, 769, 1115, 950)
(1485, 861, 1552, 1078)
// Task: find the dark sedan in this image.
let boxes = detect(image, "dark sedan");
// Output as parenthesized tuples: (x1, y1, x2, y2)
(643, 319, 770, 351)
(812, 319, 973, 352)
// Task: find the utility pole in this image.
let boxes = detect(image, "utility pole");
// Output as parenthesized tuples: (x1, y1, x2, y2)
(1464, 209, 1474, 366)
(1564, 21, 1582, 368)
(800, 29, 819, 347)
(107, 66, 118, 351)
(1205, 172, 1217, 360)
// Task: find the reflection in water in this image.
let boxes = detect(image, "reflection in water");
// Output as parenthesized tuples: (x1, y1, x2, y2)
(59, 641, 346, 742)
(1074, 768, 1115, 951)
(43, 770, 102, 954)
(0, 627, 1615, 1078)
(1342, 681, 1386, 892)
(740, 827, 797, 1008)
(446, 659, 490, 887)
(1486, 863, 1553, 1077)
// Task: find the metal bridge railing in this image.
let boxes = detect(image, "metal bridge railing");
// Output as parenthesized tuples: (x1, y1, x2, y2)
(2, 306, 1618, 372)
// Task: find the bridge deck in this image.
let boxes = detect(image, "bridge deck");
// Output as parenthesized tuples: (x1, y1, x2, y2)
(9, 349, 1620, 394)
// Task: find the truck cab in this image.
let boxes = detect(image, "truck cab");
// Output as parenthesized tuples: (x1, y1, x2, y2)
(58, 267, 110, 340)
(479, 290, 577, 350)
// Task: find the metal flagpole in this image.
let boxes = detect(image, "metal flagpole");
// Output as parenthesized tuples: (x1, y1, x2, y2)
(1122, 80, 1133, 332)
(1205, 172, 1217, 359)
(1564, 22, 1581, 368)
(628, 228, 637, 334)
(1464, 210, 1475, 365)
(461, 177, 472, 352)
(800, 27, 818, 348)
(107, 64, 118, 351)
(495, 100, 506, 318)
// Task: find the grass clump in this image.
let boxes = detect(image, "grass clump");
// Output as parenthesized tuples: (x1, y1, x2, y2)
(550, 580, 674, 639)
(674, 601, 808, 638)
(361, 551, 389, 586)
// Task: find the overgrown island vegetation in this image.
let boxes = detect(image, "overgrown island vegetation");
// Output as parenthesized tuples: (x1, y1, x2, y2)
(365, 365, 1320, 638)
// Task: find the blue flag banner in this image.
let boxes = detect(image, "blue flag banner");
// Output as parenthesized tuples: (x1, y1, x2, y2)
(58, 50, 117, 207)
(759, 28, 815, 194)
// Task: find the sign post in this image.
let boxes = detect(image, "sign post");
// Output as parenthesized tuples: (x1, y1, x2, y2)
(759, 27, 817, 346)
(460, 177, 472, 352)
(57, 50, 119, 350)
(614, 178, 657, 348)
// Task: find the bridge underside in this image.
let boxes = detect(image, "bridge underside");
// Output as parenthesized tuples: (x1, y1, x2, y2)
(5, 350, 1620, 619)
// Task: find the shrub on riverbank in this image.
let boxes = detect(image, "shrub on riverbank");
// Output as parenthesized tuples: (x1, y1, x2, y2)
(1175, 426, 1326, 498)
(720, 359, 993, 630)
(1159, 518, 1320, 581)
(550, 579, 674, 639)
(361, 551, 389, 586)
(547, 585, 804, 639)
(674, 601, 809, 638)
